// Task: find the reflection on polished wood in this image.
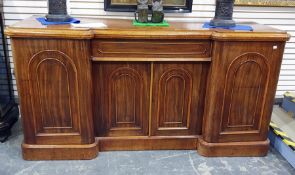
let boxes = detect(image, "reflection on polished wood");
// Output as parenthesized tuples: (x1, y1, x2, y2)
(5, 16, 290, 160)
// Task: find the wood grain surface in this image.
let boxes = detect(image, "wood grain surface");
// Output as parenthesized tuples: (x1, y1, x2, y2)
(5, 16, 290, 41)
(5, 17, 290, 159)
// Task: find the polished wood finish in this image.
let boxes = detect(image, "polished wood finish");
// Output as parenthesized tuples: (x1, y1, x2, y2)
(93, 62, 150, 136)
(98, 136, 198, 151)
(5, 17, 290, 160)
(22, 140, 98, 160)
(91, 39, 211, 58)
(198, 138, 269, 157)
(151, 63, 209, 136)
(202, 41, 286, 143)
(5, 16, 290, 41)
(92, 57, 212, 62)
(10, 38, 94, 146)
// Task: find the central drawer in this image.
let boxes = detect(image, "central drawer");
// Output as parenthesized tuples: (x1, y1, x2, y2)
(91, 39, 211, 59)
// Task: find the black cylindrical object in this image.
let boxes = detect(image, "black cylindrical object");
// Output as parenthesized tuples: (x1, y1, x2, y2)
(46, 0, 72, 22)
(210, 0, 236, 27)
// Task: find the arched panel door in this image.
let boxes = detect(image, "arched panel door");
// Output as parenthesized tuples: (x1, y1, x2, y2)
(93, 62, 150, 137)
(109, 67, 144, 129)
(221, 52, 270, 134)
(151, 63, 208, 136)
(156, 68, 192, 129)
(28, 50, 80, 135)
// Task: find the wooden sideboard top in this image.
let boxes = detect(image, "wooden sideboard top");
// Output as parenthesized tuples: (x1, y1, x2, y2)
(5, 16, 290, 41)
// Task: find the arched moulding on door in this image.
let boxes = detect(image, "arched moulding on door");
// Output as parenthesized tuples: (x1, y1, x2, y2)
(220, 52, 270, 134)
(108, 67, 144, 130)
(28, 50, 81, 135)
(156, 68, 193, 129)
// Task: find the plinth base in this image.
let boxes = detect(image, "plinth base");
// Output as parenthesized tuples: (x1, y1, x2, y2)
(22, 140, 98, 160)
(198, 138, 269, 157)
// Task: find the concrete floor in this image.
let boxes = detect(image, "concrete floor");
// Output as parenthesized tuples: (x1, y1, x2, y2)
(0, 121, 294, 175)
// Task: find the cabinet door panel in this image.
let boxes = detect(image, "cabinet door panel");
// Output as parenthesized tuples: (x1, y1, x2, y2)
(203, 41, 286, 143)
(29, 51, 80, 134)
(11, 39, 94, 145)
(221, 53, 269, 132)
(151, 63, 208, 136)
(157, 68, 191, 128)
(93, 62, 150, 136)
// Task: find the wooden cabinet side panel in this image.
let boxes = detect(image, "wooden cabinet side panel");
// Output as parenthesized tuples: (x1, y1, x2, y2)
(203, 41, 286, 143)
(11, 38, 94, 145)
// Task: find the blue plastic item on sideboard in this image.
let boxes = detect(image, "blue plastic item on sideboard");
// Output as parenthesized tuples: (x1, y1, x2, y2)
(202, 22, 253, 31)
(36, 17, 80, 25)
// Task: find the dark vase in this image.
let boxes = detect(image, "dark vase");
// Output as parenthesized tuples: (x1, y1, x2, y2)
(151, 0, 164, 23)
(210, 0, 236, 27)
(46, 0, 72, 22)
(135, 0, 149, 23)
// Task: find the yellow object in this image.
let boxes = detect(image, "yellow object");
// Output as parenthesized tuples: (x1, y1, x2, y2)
(284, 91, 295, 98)
(270, 121, 295, 151)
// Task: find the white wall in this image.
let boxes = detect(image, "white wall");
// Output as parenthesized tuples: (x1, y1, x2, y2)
(3, 0, 295, 98)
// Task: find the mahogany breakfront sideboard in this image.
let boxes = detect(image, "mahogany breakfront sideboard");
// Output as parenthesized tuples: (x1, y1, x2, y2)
(5, 17, 290, 160)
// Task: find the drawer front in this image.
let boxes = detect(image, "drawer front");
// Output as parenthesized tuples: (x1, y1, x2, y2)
(92, 39, 211, 58)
